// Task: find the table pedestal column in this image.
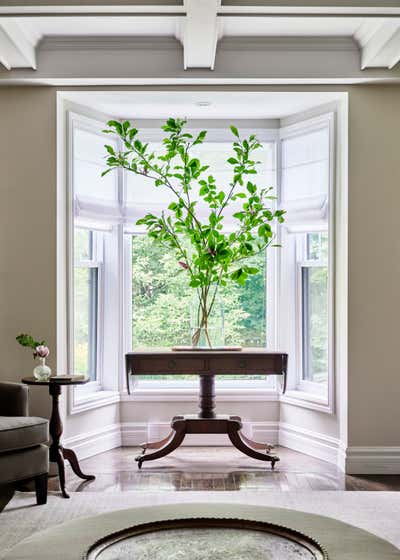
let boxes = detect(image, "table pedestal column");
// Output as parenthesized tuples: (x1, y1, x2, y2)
(198, 373, 216, 418)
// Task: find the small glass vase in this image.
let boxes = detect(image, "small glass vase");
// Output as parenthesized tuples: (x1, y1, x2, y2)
(33, 358, 52, 381)
(190, 284, 225, 349)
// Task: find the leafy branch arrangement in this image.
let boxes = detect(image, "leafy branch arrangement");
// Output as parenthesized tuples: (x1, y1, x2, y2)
(103, 118, 285, 347)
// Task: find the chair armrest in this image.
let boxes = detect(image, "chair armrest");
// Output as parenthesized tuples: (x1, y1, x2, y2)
(0, 382, 29, 416)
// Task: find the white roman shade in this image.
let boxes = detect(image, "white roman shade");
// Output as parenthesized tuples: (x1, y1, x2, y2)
(280, 116, 332, 232)
(73, 125, 119, 231)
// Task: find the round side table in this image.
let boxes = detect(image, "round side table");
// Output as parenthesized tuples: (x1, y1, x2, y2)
(22, 377, 96, 499)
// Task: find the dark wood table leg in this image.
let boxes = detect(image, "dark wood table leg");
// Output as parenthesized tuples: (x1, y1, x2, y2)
(135, 418, 186, 469)
(227, 418, 280, 469)
(63, 448, 96, 481)
(138, 429, 176, 454)
(230, 415, 274, 452)
(48, 383, 95, 498)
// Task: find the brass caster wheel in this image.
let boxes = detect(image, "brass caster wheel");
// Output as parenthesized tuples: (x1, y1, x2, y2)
(135, 455, 144, 469)
(270, 456, 280, 470)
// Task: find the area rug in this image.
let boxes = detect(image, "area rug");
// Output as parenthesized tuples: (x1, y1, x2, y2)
(2, 491, 400, 557)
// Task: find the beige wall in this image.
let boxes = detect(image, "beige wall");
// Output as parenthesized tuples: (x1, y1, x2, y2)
(0, 87, 56, 419)
(347, 86, 400, 447)
(0, 85, 399, 450)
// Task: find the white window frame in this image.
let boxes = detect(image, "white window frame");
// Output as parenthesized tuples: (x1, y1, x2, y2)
(279, 113, 335, 414)
(62, 105, 339, 411)
(67, 111, 120, 414)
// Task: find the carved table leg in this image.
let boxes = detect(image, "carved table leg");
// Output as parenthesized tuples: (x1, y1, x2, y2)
(139, 429, 176, 455)
(230, 416, 274, 452)
(52, 447, 70, 499)
(227, 418, 280, 469)
(63, 448, 96, 481)
(135, 419, 186, 469)
(48, 383, 95, 498)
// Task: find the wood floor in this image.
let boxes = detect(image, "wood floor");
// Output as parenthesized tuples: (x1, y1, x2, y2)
(48, 446, 400, 493)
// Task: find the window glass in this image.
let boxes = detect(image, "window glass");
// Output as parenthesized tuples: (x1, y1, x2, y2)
(73, 226, 100, 382)
(307, 232, 328, 261)
(74, 228, 93, 262)
(73, 263, 98, 381)
(301, 264, 328, 384)
(131, 235, 268, 381)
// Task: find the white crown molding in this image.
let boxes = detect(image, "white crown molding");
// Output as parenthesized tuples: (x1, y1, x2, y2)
(0, 21, 37, 70)
(219, 36, 359, 52)
(356, 19, 400, 69)
(3, 1, 400, 17)
(5, 34, 400, 85)
(39, 35, 182, 51)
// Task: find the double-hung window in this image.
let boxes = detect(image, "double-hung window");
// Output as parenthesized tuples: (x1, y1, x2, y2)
(73, 228, 102, 383)
(70, 114, 119, 397)
(279, 114, 333, 410)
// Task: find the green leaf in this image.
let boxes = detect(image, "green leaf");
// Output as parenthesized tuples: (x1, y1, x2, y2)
(230, 125, 239, 138)
(104, 144, 115, 156)
(227, 157, 238, 165)
(193, 130, 207, 145)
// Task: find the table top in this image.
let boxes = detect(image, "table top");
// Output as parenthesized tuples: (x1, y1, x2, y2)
(127, 348, 287, 357)
(22, 376, 90, 386)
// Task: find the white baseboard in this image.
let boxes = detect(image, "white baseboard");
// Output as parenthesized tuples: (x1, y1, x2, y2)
(120, 421, 279, 447)
(341, 446, 400, 475)
(63, 423, 121, 461)
(63, 422, 400, 475)
(279, 422, 340, 465)
(64, 422, 400, 475)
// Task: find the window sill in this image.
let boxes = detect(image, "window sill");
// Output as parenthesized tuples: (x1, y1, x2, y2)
(68, 388, 120, 415)
(280, 389, 333, 414)
(120, 387, 279, 402)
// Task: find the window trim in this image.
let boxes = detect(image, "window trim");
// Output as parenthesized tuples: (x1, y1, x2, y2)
(62, 106, 339, 413)
(279, 112, 335, 414)
(67, 111, 114, 413)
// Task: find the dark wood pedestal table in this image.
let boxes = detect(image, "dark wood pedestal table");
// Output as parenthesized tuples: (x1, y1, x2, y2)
(22, 377, 96, 498)
(126, 350, 288, 470)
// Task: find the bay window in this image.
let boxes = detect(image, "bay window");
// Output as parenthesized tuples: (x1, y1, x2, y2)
(68, 110, 334, 409)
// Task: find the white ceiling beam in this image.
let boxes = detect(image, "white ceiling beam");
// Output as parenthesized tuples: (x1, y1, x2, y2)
(356, 19, 400, 68)
(0, 21, 37, 69)
(179, 0, 220, 69)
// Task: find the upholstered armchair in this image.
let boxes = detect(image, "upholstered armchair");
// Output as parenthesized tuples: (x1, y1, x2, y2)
(0, 381, 49, 508)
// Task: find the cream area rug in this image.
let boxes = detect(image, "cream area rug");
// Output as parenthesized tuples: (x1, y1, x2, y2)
(1, 491, 400, 558)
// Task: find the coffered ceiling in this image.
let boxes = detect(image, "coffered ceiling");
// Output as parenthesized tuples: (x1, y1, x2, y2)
(1, 1, 400, 84)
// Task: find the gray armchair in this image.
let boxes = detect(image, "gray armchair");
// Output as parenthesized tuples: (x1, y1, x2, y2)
(0, 382, 49, 508)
